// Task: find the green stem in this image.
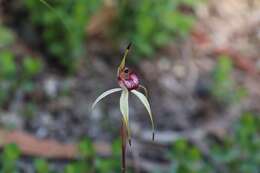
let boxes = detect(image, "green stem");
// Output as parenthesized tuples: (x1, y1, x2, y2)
(121, 120, 126, 173)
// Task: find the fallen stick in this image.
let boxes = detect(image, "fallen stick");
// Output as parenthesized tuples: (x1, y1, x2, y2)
(214, 48, 258, 75)
(0, 129, 111, 159)
(192, 30, 259, 76)
(0, 128, 169, 172)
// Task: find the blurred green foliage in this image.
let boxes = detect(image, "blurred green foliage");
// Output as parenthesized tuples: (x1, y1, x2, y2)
(0, 51, 17, 79)
(211, 56, 247, 104)
(169, 139, 213, 173)
(39, 138, 121, 173)
(0, 138, 121, 173)
(0, 144, 21, 173)
(165, 113, 260, 173)
(34, 159, 50, 173)
(0, 25, 15, 48)
(116, 0, 198, 58)
(0, 113, 259, 173)
(0, 48, 43, 108)
(24, 0, 102, 72)
(22, 0, 199, 70)
(64, 138, 121, 173)
(23, 56, 43, 78)
(0, 53, 43, 105)
(0, 25, 44, 115)
(210, 113, 260, 173)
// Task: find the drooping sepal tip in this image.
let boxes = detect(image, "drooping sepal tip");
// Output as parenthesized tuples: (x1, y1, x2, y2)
(128, 139, 132, 146)
(131, 89, 155, 142)
(126, 42, 132, 50)
(139, 85, 148, 98)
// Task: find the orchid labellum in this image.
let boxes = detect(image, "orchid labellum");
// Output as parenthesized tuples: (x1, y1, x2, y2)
(92, 43, 155, 144)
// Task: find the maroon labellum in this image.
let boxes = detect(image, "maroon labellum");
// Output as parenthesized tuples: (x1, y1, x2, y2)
(118, 67, 139, 90)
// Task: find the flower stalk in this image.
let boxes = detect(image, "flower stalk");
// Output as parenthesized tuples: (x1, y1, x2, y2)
(121, 120, 127, 173)
(92, 43, 155, 172)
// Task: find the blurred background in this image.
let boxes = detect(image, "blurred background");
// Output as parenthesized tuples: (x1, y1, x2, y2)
(0, 0, 260, 172)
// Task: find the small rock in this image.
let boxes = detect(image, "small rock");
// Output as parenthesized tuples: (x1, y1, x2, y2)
(0, 112, 24, 129)
(35, 127, 48, 139)
(44, 78, 59, 98)
(172, 64, 186, 79)
(157, 57, 171, 71)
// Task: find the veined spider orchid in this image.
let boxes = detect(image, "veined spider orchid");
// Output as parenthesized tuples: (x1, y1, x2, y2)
(92, 43, 155, 145)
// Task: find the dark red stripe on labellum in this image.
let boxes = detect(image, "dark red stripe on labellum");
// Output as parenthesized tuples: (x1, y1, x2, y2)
(118, 69, 139, 90)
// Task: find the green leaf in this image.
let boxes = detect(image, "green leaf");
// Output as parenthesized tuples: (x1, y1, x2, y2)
(92, 88, 122, 109)
(65, 162, 89, 173)
(34, 159, 49, 173)
(0, 51, 16, 79)
(112, 139, 121, 157)
(78, 138, 95, 158)
(214, 56, 233, 83)
(2, 144, 21, 173)
(38, 0, 70, 31)
(0, 25, 15, 47)
(153, 32, 171, 46)
(3, 143, 20, 161)
(131, 90, 155, 139)
(23, 57, 43, 77)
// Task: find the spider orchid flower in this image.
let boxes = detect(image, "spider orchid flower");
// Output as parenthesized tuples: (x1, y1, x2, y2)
(92, 43, 155, 145)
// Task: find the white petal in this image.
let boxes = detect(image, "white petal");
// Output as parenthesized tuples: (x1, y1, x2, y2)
(131, 90, 155, 139)
(92, 88, 122, 110)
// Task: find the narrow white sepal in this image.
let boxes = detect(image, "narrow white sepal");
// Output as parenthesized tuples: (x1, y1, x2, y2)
(92, 88, 122, 110)
(131, 90, 155, 136)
